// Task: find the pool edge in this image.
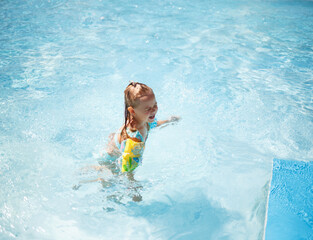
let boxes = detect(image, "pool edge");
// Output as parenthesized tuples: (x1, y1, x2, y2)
(262, 158, 274, 240)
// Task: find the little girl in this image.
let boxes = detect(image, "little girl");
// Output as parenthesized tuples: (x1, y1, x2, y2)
(101, 81, 180, 175)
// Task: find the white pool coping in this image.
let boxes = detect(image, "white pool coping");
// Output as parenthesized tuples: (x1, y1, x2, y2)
(262, 158, 274, 240)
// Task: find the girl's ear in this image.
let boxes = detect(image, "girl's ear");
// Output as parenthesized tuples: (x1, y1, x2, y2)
(128, 106, 135, 115)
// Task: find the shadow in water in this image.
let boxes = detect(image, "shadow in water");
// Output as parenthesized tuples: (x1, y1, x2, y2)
(125, 190, 242, 240)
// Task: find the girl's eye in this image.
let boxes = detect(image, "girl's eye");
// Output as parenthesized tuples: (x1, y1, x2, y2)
(144, 103, 157, 112)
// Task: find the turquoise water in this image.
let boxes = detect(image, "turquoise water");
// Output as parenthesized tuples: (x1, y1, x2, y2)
(265, 159, 313, 240)
(1, 0, 312, 239)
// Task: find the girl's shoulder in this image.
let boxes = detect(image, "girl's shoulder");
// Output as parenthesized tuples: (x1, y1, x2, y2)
(127, 126, 144, 141)
(116, 125, 142, 143)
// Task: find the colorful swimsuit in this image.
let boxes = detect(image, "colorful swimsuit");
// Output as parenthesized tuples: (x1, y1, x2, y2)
(103, 118, 158, 172)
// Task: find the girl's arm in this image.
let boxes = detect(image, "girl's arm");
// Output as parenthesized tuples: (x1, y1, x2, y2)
(157, 115, 181, 127)
(102, 132, 121, 157)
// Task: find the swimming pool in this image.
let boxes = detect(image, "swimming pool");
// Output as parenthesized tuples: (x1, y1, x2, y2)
(0, 0, 312, 239)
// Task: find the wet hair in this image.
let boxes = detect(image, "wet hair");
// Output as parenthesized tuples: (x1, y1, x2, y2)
(120, 82, 154, 142)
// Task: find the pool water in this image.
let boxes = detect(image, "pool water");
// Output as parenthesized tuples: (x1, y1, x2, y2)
(265, 159, 313, 240)
(0, 0, 312, 239)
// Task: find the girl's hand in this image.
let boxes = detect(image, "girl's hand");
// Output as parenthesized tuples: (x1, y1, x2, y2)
(156, 116, 181, 128)
(169, 115, 181, 123)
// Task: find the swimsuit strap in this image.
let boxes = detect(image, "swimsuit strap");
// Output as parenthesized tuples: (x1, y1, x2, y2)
(126, 128, 144, 142)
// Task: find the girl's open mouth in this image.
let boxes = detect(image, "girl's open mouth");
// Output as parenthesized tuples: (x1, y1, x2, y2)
(149, 115, 155, 120)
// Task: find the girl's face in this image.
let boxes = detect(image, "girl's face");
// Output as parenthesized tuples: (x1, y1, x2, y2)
(132, 94, 158, 123)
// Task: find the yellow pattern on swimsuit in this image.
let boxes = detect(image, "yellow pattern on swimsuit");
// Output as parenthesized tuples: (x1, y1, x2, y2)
(121, 138, 145, 172)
